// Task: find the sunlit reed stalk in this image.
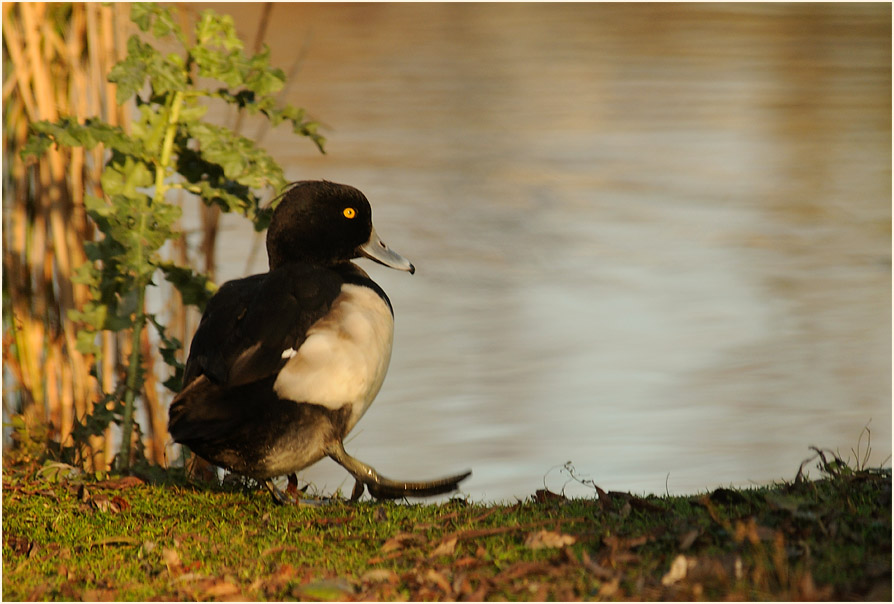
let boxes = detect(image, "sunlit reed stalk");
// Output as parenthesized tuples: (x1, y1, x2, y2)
(4, 3, 98, 468)
(2, 2, 175, 471)
(4, 2, 306, 474)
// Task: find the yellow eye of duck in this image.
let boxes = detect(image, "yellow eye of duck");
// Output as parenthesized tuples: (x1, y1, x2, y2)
(343, 207, 356, 219)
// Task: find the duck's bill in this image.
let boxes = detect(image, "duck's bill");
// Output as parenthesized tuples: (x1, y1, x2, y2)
(359, 227, 415, 274)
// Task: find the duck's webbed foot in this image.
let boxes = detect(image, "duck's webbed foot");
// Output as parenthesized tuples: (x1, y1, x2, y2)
(325, 440, 472, 500)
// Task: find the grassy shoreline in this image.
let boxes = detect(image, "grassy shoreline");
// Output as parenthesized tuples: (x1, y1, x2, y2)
(3, 456, 890, 601)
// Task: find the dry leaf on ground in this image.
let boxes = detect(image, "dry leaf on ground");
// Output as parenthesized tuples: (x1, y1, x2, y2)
(361, 568, 398, 583)
(163, 548, 183, 575)
(430, 537, 457, 557)
(661, 554, 693, 586)
(525, 530, 576, 550)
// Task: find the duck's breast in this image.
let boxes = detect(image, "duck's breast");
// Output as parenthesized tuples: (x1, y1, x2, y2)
(273, 283, 394, 433)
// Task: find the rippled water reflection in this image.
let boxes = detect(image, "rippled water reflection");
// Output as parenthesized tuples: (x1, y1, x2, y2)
(196, 3, 891, 501)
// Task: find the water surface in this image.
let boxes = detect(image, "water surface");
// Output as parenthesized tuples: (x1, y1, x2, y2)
(194, 3, 891, 501)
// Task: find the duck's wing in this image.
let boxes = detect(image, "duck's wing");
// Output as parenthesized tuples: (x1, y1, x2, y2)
(181, 264, 344, 390)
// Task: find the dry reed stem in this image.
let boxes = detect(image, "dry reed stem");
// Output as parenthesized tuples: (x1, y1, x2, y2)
(2, 2, 126, 470)
(22, 2, 98, 454)
(140, 329, 168, 466)
(2, 3, 242, 474)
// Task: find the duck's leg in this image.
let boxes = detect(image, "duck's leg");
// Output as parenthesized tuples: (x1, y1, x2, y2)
(350, 479, 366, 502)
(285, 473, 303, 498)
(263, 478, 325, 507)
(324, 440, 472, 499)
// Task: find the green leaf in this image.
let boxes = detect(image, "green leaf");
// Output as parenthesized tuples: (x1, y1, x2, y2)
(187, 121, 286, 189)
(109, 34, 188, 103)
(177, 102, 209, 125)
(100, 154, 153, 199)
(147, 51, 189, 96)
(130, 3, 156, 32)
(79, 120, 148, 156)
(194, 9, 243, 51)
(157, 261, 217, 311)
(20, 132, 54, 159)
(108, 36, 153, 104)
(68, 305, 103, 354)
(27, 118, 148, 157)
(148, 314, 185, 392)
(131, 3, 184, 42)
(243, 46, 285, 96)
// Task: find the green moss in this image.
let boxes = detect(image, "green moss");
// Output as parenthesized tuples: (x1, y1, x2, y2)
(3, 460, 890, 601)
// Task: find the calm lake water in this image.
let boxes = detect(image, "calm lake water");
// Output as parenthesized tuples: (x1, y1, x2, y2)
(190, 3, 891, 501)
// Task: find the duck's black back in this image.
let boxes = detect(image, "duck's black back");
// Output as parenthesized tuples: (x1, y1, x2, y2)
(169, 262, 354, 451)
(182, 265, 342, 389)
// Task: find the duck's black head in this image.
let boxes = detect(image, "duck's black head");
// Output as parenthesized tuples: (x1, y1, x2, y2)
(266, 181, 415, 274)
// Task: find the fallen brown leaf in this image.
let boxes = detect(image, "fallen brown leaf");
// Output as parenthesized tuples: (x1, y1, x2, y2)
(734, 517, 775, 544)
(425, 568, 452, 593)
(595, 485, 613, 511)
(260, 544, 298, 557)
(381, 531, 424, 553)
(525, 529, 576, 550)
(495, 561, 553, 582)
(203, 579, 241, 599)
(577, 549, 616, 580)
(465, 583, 491, 601)
(89, 494, 126, 514)
(110, 495, 129, 511)
(661, 554, 693, 586)
(361, 568, 398, 583)
(257, 563, 299, 595)
(368, 551, 405, 565)
(97, 476, 145, 490)
(678, 528, 700, 550)
(430, 536, 457, 557)
(598, 578, 620, 598)
(532, 488, 566, 503)
(452, 570, 474, 596)
(295, 578, 354, 601)
(82, 588, 117, 601)
(163, 548, 183, 575)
